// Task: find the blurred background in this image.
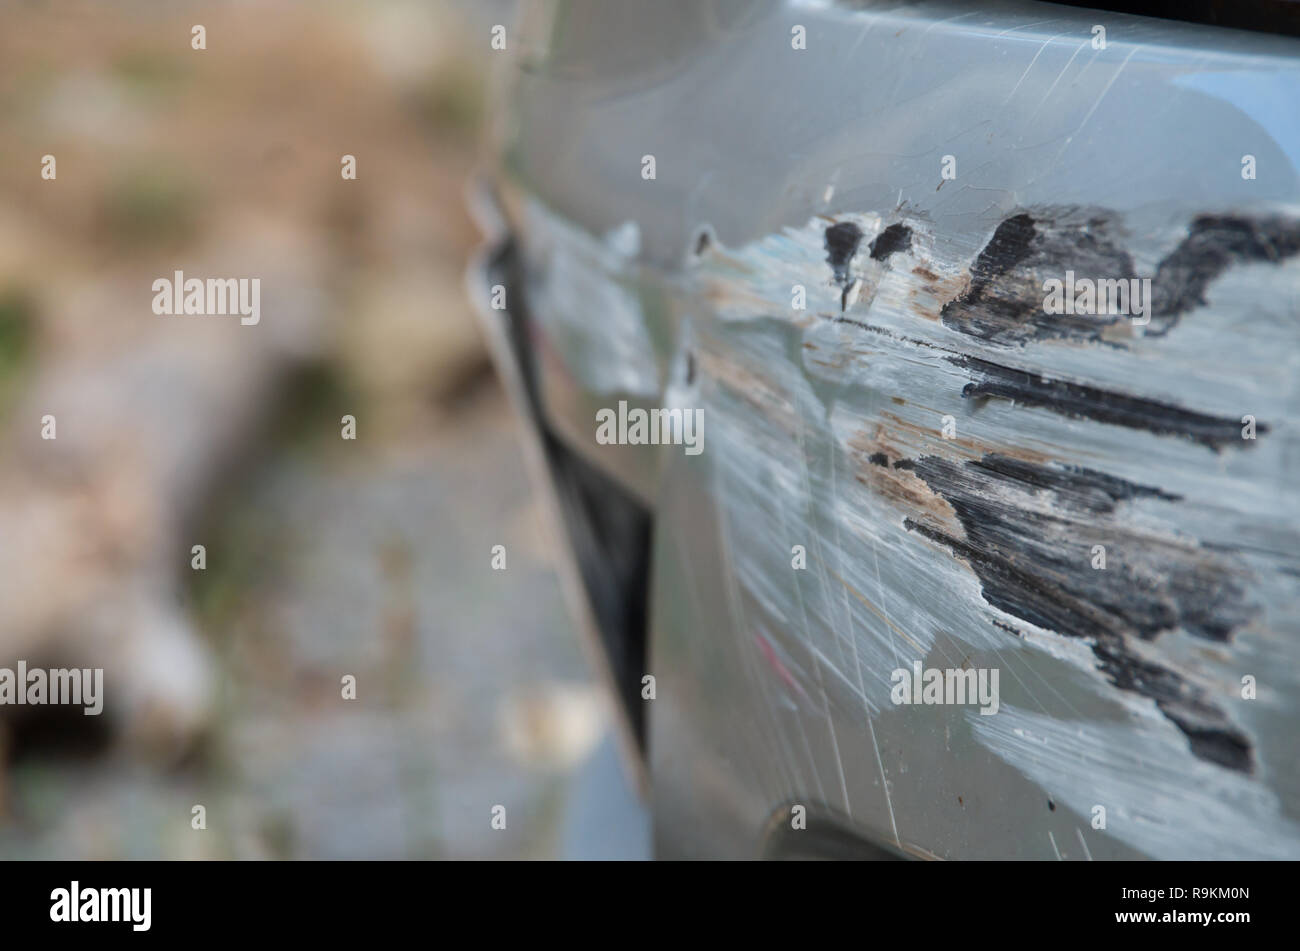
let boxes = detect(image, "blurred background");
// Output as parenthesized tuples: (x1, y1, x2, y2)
(0, 0, 645, 859)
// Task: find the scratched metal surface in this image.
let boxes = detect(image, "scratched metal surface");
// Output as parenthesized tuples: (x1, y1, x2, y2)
(488, 0, 1300, 858)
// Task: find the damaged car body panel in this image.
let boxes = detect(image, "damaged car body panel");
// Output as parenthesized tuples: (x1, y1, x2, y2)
(474, 0, 1300, 858)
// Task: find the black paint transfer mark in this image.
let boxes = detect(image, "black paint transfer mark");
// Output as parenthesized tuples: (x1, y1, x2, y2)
(902, 453, 1254, 642)
(953, 354, 1260, 451)
(967, 213, 1037, 290)
(825, 221, 863, 286)
(825, 221, 865, 312)
(1092, 644, 1253, 772)
(900, 452, 1256, 772)
(941, 208, 1300, 344)
(869, 223, 913, 261)
(940, 210, 1135, 345)
(1148, 214, 1300, 335)
(828, 315, 942, 350)
(962, 453, 1181, 508)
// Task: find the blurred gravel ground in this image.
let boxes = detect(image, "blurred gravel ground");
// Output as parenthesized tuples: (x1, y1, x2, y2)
(0, 0, 639, 858)
(3, 389, 607, 859)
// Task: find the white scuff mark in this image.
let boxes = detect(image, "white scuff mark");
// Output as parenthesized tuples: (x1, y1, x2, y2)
(1076, 827, 1093, 861)
(520, 199, 659, 397)
(867, 714, 900, 848)
(993, 18, 1064, 38)
(1028, 38, 1091, 120)
(680, 201, 1300, 858)
(806, 643, 874, 709)
(822, 669, 853, 819)
(1050, 44, 1142, 165)
(843, 277, 864, 310)
(1003, 31, 1068, 105)
(714, 445, 832, 808)
(969, 705, 1300, 859)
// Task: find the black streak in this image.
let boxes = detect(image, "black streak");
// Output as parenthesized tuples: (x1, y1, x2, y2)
(901, 453, 1256, 772)
(952, 355, 1261, 451)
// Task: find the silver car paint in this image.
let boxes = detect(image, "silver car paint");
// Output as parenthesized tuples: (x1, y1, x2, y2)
(478, 0, 1300, 858)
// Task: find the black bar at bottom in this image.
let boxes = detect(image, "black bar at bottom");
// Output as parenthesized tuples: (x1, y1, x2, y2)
(0, 859, 1282, 937)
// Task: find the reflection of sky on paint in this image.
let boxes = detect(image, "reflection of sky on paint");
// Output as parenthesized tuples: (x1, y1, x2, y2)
(1173, 71, 1300, 178)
